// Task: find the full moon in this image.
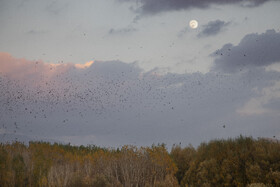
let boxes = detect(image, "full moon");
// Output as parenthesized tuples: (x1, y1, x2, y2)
(189, 20, 198, 29)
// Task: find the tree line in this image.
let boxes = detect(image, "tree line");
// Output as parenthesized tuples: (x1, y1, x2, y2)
(0, 136, 279, 186)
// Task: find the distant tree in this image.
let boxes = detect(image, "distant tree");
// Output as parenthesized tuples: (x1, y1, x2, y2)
(170, 145, 195, 184)
(0, 136, 279, 186)
(12, 154, 27, 186)
(181, 136, 280, 186)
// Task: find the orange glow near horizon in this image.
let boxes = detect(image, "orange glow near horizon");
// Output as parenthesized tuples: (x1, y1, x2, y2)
(74, 61, 94, 69)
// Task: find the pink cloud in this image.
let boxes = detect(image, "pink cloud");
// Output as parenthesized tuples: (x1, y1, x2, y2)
(0, 52, 71, 79)
(75, 61, 94, 69)
(0, 52, 96, 81)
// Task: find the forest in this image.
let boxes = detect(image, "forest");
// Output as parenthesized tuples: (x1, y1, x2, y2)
(0, 136, 280, 187)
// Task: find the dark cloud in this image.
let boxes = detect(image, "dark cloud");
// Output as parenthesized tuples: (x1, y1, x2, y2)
(1, 53, 280, 148)
(212, 30, 280, 73)
(198, 20, 230, 38)
(118, 0, 273, 15)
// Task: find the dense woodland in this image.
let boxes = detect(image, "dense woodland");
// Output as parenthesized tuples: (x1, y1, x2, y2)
(0, 136, 280, 187)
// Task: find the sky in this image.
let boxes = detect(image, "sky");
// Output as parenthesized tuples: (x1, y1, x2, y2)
(1, 0, 280, 148)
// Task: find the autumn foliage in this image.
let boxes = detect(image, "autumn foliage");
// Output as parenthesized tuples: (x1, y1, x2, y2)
(0, 142, 177, 187)
(0, 136, 280, 186)
(171, 136, 280, 187)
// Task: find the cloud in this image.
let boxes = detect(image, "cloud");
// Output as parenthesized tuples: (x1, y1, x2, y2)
(118, 0, 273, 15)
(1, 52, 280, 147)
(264, 97, 280, 111)
(197, 20, 230, 38)
(177, 27, 189, 38)
(108, 26, 137, 35)
(75, 61, 94, 69)
(45, 1, 69, 15)
(26, 30, 48, 35)
(212, 30, 280, 73)
(0, 52, 74, 81)
(237, 80, 280, 116)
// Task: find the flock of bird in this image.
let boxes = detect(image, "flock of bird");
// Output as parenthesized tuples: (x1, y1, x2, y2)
(1, 46, 278, 143)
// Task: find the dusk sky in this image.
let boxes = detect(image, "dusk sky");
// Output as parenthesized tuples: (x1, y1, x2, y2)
(1, 0, 280, 148)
